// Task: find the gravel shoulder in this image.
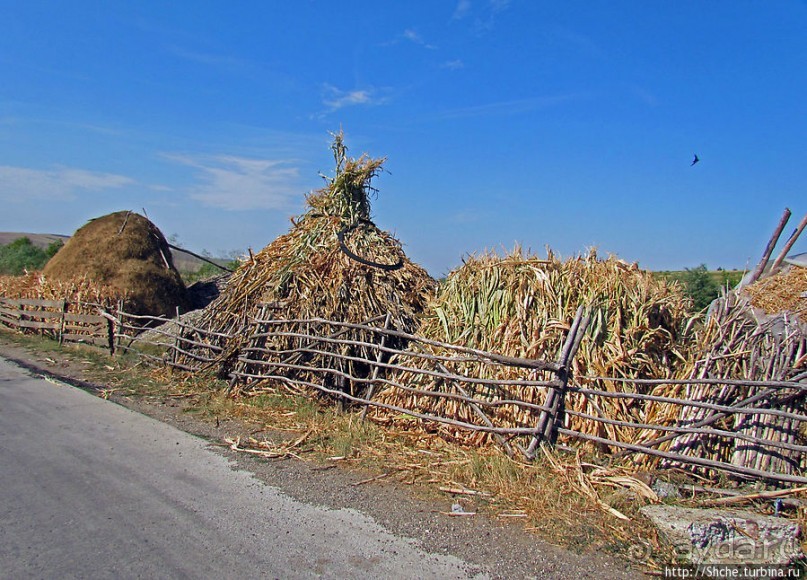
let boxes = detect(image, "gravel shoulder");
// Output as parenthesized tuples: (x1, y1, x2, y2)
(0, 334, 645, 579)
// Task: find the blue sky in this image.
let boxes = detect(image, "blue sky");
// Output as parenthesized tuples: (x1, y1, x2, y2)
(1, 1, 805, 276)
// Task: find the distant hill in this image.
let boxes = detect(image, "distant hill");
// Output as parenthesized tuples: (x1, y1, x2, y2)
(0, 232, 70, 249)
(0, 231, 211, 273)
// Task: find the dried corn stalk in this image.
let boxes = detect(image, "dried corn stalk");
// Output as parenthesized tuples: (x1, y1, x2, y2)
(181, 132, 436, 395)
(640, 286, 807, 478)
(375, 248, 694, 447)
(0, 272, 122, 313)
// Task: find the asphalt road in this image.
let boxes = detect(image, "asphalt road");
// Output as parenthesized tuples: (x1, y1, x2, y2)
(0, 357, 483, 579)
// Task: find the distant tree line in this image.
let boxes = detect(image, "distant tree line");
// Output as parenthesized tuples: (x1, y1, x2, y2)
(657, 265, 743, 311)
(0, 237, 63, 275)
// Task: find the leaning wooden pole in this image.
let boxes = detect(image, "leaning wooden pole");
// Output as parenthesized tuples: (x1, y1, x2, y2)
(58, 300, 67, 346)
(770, 212, 807, 274)
(167, 243, 234, 273)
(525, 305, 588, 458)
(747, 208, 791, 285)
(360, 312, 393, 420)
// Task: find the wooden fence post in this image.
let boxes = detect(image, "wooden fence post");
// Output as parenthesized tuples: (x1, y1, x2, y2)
(171, 306, 181, 368)
(525, 305, 590, 458)
(105, 307, 116, 355)
(115, 300, 124, 353)
(360, 312, 393, 420)
(58, 300, 67, 346)
(747, 207, 791, 285)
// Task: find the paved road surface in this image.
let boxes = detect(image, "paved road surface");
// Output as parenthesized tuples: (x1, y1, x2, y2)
(0, 357, 483, 579)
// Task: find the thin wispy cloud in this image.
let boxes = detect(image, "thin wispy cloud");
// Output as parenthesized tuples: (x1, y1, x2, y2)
(165, 153, 303, 211)
(548, 25, 605, 60)
(0, 56, 93, 82)
(0, 115, 122, 136)
(0, 165, 134, 202)
(439, 94, 581, 120)
(449, 208, 482, 224)
(452, 0, 471, 20)
(319, 84, 390, 115)
(380, 29, 437, 50)
(169, 46, 256, 75)
(402, 29, 438, 49)
(440, 59, 465, 70)
(452, 0, 512, 33)
(629, 85, 659, 107)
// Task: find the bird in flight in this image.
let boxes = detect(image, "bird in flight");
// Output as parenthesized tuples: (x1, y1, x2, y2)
(691, 154, 700, 166)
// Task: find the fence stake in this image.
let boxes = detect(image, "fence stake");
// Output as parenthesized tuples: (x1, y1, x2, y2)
(610, 385, 796, 459)
(770, 212, 807, 275)
(58, 300, 67, 346)
(360, 312, 393, 420)
(525, 305, 589, 458)
(747, 207, 791, 285)
(105, 308, 115, 355)
(114, 300, 125, 352)
(171, 306, 181, 368)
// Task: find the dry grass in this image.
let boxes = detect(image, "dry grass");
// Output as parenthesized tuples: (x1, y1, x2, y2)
(135, 364, 671, 567)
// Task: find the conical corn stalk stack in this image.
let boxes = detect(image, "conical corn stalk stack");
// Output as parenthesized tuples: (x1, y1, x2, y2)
(180, 132, 436, 396)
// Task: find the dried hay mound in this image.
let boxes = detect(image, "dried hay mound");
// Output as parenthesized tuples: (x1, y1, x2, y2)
(43, 211, 189, 317)
(374, 247, 694, 447)
(193, 133, 436, 392)
(745, 265, 807, 319)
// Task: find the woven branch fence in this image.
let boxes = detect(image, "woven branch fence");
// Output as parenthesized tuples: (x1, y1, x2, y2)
(2, 297, 805, 485)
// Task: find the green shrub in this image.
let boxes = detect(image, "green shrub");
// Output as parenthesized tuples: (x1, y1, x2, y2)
(0, 237, 62, 275)
(680, 264, 721, 311)
(655, 266, 743, 312)
(181, 259, 239, 284)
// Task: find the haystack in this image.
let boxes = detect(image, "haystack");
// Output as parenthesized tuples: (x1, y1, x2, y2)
(192, 132, 436, 394)
(374, 248, 694, 447)
(745, 265, 807, 319)
(43, 211, 189, 317)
